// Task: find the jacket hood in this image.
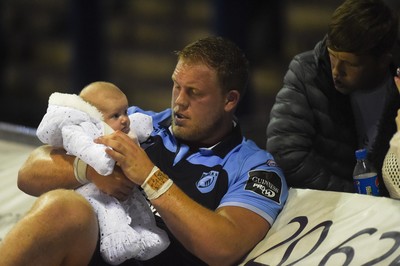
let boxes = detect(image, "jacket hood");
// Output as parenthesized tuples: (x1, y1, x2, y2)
(48, 92, 104, 121)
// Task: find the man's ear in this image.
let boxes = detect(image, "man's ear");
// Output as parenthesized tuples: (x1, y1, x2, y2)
(224, 90, 240, 111)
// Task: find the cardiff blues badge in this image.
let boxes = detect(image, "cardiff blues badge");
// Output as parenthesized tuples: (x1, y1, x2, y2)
(196, 170, 219, 193)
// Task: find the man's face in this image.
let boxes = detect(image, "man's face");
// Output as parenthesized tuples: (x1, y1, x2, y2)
(328, 48, 385, 94)
(171, 59, 228, 146)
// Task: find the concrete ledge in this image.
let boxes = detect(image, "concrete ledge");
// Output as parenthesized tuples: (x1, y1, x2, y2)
(0, 122, 41, 147)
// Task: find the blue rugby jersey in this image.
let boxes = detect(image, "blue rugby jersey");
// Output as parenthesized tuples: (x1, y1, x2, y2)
(128, 106, 288, 265)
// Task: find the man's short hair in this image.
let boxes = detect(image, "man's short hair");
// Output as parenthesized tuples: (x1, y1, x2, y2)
(327, 0, 399, 56)
(176, 36, 249, 98)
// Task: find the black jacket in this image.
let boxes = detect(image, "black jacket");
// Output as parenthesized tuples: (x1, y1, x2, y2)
(266, 36, 400, 195)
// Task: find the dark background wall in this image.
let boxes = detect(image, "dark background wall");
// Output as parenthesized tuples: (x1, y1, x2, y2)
(1, 0, 398, 147)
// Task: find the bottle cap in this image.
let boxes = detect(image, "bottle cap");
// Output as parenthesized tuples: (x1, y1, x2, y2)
(355, 148, 367, 160)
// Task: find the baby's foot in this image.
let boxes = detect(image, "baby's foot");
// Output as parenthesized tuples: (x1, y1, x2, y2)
(134, 226, 170, 261)
(123, 188, 170, 260)
(76, 184, 145, 264)
(100, 227, 142, 265)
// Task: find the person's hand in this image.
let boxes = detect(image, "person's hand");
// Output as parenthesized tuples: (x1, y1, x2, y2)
(94, 131, 154, 186)
(396, 110, 400, 132)
(395, 68, 400, 131)
(395, 68, 400, 93)
(87, 165, 136, 201)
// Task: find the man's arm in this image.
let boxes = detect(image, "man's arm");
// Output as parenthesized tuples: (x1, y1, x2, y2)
(18, 145, 136, 200)
(153, 185, 270, 265)
(18, 145, 80, 196)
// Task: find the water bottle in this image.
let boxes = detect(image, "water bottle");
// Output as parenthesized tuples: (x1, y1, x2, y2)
(353, 148, 380, 196)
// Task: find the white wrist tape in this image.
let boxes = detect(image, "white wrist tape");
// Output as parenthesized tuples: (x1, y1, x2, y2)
(141, 166, 173, 200)
(73, 157, 89, 184)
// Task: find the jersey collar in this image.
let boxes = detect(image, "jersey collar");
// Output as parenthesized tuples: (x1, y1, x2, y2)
(159, 116, 243, 158)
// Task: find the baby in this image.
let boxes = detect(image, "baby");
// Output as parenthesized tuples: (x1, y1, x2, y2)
(36, 81, 169, 265)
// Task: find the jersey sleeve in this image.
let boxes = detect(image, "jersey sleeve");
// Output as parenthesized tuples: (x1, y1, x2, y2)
(219, 150, 288, 225)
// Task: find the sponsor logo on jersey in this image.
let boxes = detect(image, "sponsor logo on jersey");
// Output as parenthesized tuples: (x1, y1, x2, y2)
(245, 170, 282, 203)
(196, 170, 219, 193)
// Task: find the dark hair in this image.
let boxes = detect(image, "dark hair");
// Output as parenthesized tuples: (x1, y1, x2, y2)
(175, 36, 249, 98)
(327, 0, 398, 56)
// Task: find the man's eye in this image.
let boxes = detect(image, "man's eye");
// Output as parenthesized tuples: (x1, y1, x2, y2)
(345, 62, 359, 67)
(189, 89, 199, 96)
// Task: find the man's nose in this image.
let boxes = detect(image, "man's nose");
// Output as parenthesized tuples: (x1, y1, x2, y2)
(174, 91, 189, 108)
(332, 60, 344, 78)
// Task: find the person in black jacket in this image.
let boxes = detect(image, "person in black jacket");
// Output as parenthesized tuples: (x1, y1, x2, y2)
(266, 0, 400, 196)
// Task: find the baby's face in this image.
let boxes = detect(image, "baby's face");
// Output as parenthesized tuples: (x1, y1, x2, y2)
(98, 95, 130, 134)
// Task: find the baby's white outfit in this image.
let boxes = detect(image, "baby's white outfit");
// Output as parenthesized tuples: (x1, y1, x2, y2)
(36, 92, 170, 265)
(382, 131, 400, 199)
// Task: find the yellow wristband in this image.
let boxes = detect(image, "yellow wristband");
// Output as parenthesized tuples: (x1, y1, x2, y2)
(73, 157, 89, 184)
(141, 166, 173, 200)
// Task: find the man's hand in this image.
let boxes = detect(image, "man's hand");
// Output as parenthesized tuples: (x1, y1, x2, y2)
(94, 131, 154, 186)
(87, 161, 136, 201)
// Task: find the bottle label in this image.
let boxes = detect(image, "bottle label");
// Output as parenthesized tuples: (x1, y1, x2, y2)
(353, 174, 380, 196)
